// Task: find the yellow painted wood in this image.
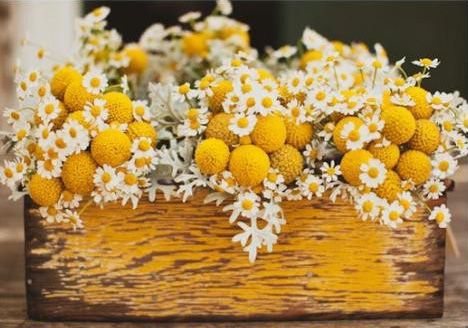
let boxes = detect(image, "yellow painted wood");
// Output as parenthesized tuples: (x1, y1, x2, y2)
(24, 191, 445, 321)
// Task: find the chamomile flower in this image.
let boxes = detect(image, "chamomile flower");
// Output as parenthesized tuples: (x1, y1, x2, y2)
(59, 190, 82, 209)
(38, 96, 61, 123)
(0, 160, 22, 188)
(426, 91, 452, 110)
(412, 58, 440, 69)
(3, 108, 24, 127)
(82, 69, 108, 94)
(11, 122, 31, 144)
(228, 191, 260, 222)
(35, 123, 55, 148)
(85, 6, 110, 24)
(229, 113, 256, 136)
(37, 158, 62, 179)
(428, 204, 451, 228)
(361, 110, 384, 141)
(263, 168, 285, 190)
(308, 87, 331, 111)
(320, 160, 341, 183)
(217, 171, 238, 194)
(93, 165, 119, 191)
(61, 121, 90, 152)
(390, 93, 415, 107)
(387, 77, 414, 93)
(423, 178, 446, 200)
(341, 122, 370, 150)
(382, 201, 404, 228)
(302, 27, 328, 50)
(132, 100, 151, 122)
(432, 152, 457, 179)
(39, 204, 64, 224)
(300, 174, 324, 199)
(397, 191, 416, 218)
(84, 98, 108, 127)
(178, 11, 201, 23)
(359, 158, 386, 188)
(216, 0, 233, 15)
(62, 209, 84, 231)
(119, 171, 144, 208)
(272, 45, 297, 59)
(284, 99, 306, 124)
(318, 122, 335, 141)
(303, 140, 326, 167)
(355, 192, 382, 221)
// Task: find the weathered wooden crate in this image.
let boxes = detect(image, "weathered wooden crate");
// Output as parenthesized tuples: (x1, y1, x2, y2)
(24, 190, 446, 322)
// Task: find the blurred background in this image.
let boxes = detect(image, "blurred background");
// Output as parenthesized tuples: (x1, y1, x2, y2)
(0, 1, 467, 323)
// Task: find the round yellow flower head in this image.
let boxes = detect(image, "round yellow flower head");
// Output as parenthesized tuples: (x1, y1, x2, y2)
(239, 135, 252, 145)
(368, 141, 400, 169)
(103, 92, 133, 124)
(52, 102, 68, 129)
(28, 174, 63, 207)
(300, 50, 323, 69)
(195, 138, 230, 175)
(285, 120, 314, 150)
(208, 80, 233, 113)
(406, 86, 433, 119)
(66, 110, 91, 129)
(91, 128, 132, 167)
(123, 45, 148, 75)
(127, 122, 158, 145)
(409, 119, 440, 154)
(340, 149, 373, 186)
(381, 106, 416, 145)
(381, 89, 392, 111)
(50, 66, 81, 100)
(251, 115, 286, 153)
(270, 144, 303, 185)
(205, 113, 239, 146)
(61, 152, 97, 196)
(396, 150, 431, 185)
(374, 170, 402, 202)
(64, 79, 96, 112)
(333, 116, 365, 153)
(182, 32, 209, 58)
(229, 144, 270, 187)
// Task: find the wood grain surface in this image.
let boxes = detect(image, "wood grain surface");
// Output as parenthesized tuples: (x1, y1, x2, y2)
(24, 191, 446, 322)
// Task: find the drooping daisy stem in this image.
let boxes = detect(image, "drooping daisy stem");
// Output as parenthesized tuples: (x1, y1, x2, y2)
(78, 199, 94, 216)
(332, 64, 340, 90)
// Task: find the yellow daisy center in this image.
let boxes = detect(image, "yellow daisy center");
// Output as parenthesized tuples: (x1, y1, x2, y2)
(435, 212, 445, 223)
(138, 139, 151, 152)
(368, 167, 379, 179)
(124, 173, 138, 186)
(438, 161, 449, 172)
(4, 168, 14, 178)
(237, 117, 249, 128)
(242, 199, 253, 211)
(44, 104, 55, 115)
(389, 211, 399, 221)
(308, 183, 318, 193)
(90, 77, 101, 88)
(362, 200, 374, 213)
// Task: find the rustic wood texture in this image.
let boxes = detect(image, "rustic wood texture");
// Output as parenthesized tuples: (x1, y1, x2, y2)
(23, 191, 446, 322)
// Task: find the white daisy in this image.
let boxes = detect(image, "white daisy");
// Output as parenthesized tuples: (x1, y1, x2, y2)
(61, 121, 90, 153)
(132, 100, 152, 122)
(355, 192, 382, 221)
(427, 91, 452, 110)
(85, 6, 110, 24)
(272, 45, 297, 59)
(62, 209, 84, 231)
(303, 140, 326, 167)
(59, 191, 82, 209)
(263, 168, 285, 190)
(432, 152, 457, 179)
(94, 165, 120, 191)
(300, 175, 324, 199)
(428, 204, 451, 228)
(285, 99, 306, 124)
(320, 161, 341, 183)
(229, 113, 256, 136)
(397, 191, 416, 219)
(390, 93, 415, 107)
(359, 158, 387, 188)
(84, 98, 108, 126)
(318, 122, 335, 141)
(35, 123, 55, 149)
(37, 158, 62, 179)
(412, 58, 440, 69)
(341, 122, 370, 151)
(178, 11, 201, 23)
(361, 110, 384, 141)
(82, 69, 108, 95)
(37, 96, 61, 123)
(216, 0, 233, 15)
(225, 191, 260, 223)
(382, 201, 404, 229)
(39, 204, 64, 224)
(423, 178, 446, 200)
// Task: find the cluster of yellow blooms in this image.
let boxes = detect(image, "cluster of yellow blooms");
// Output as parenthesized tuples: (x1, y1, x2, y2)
(0, 7, 158, 229)
(1, 2, 467, 262)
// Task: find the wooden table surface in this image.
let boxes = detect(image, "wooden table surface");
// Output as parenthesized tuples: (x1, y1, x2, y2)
(1, 164, 467, 328)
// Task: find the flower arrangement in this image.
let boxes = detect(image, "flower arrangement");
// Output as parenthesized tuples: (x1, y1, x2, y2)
(1, 1, 467, 262)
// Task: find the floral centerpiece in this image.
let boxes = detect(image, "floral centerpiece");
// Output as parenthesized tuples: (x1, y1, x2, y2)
(1, 2, 467, 263)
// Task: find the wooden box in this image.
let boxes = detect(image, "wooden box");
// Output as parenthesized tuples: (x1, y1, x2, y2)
(24, 191, 446, 322)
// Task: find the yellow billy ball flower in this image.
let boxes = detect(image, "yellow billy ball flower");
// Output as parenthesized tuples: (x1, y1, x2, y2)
(285, 120, 314, 150)
(381, 90, 392, 111)
(396, 150, 431, 185)
(251, 115, 286, 153)
(205, 113, 239, 146)
(340, 149, 373, 186)
(368, 141, 400, 169)
(381, 106, 416, 145)
(333, 116, 364, 153)
(123, 45, 148, 75)
(195, 138, 230, 175)
(208, 80, 233, 113)
(269, 144, 303, 185)
(50, 66, 81, 100)
(182, 32, 209, 58)
(374, 170, 402, 202)
(28, 174, 63, 207)
(64, 79, 96, 112)
(103, 92, 133, 124)
(127, 122, 158, 145)
(66, 110, 91, 129)
(61, 152, 97, 195)
(229, 145, 270, 187)
(91, 128, 132, 167)
(408, 119, 440, 154)
(406, 86, 433, 119)
(299, 50, 323, 69)
(52, 102, 68, 129)
(219, 27, 250, 49)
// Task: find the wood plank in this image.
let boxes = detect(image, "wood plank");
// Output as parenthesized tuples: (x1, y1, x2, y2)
(24, 191, 446, 322)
